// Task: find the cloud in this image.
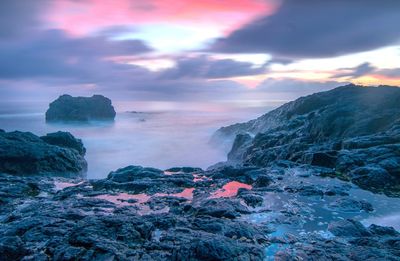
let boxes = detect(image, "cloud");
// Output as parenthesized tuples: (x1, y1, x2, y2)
(160, 55, 267, 79)
(47, 0, 273, 35)
(0, 0, 47, 38)
(210, 0, 400, 58)
(333, 62, 376, 79)
(0, 30, 152, 79)
(378, 68, 400, 78)
(333, 62, 400, 80)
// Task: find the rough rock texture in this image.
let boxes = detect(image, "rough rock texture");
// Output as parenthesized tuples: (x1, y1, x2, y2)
(0, 130, 87, 176)
(46, 94, 116, 122)
(41, 131, 86, 156)
(214, 85, 400, 195)
(1, 163, 399, 261)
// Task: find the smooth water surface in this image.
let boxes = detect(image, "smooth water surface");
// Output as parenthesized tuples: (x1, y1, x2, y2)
(0, 108, 267, 179)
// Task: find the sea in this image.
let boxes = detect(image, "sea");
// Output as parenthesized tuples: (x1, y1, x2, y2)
(0, 101, 274, 179)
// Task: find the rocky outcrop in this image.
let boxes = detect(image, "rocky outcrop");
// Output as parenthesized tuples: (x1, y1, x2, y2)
(41, 131, 86, 156)
(215, 85, 400, 195)
(46, 94, 116, 122)
(0, 130, 87, 177)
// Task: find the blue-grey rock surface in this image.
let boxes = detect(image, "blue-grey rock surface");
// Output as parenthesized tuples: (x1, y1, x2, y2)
(215, 84, 400, 195)
(1, 85, 400, 260)
(46, 94, 116, 122)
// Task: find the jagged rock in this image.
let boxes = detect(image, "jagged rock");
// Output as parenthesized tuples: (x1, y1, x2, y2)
(329, 198, 374, 212)
(41, 131, 86, 156)
(328, 219, 371, 237)
(215, 85, 400, 194)
(46, 94, 116, 122)
(0, 130, 87, 176)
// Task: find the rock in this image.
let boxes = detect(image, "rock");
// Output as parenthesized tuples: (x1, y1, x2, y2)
(329, 198, 374, 212)
(238, 193, 264, 207)
(107, 165, 164, 183)
(227, 133, 252, 162)
(253, 175, 273, 188)
(0, 130, 87, 176)
(214, 85, 400, 194)
(328, 219, 371, 237)
(305, 151, 338, 168)
(0, 236, 28, 260)
(368, 224, 400, 237)
(195, 198, 250, 219)
(164, 167, 203, 173)
(41, 131, 86, 156)
(350, 165, 396, 191)
(284, 184, 324, 197)
(46, 94, 116, 122)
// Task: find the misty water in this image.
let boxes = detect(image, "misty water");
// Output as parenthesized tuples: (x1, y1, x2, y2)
(0, 106, 269, 179)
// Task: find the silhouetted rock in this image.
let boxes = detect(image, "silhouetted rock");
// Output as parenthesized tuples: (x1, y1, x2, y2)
(0, 130, 87, 176)
(46, 94, 116, 122)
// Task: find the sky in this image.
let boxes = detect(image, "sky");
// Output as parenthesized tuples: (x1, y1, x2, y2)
(1, 0, 400, 112)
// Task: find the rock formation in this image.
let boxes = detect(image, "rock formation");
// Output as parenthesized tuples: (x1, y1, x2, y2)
(1, 85, 400, 260)
(45, 94, 116, 122)
(215, 84, 400, 195)
(0, 129, 87, 176)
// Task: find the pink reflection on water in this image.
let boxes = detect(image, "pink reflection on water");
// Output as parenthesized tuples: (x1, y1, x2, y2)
(156, 188, 195, 200)
(95, 188, 195, 207)
(54, 181, 84, 191)
(211, 181, 252, 198)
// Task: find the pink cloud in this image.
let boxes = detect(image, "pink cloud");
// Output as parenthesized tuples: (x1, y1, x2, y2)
(46, 0, 279, 36)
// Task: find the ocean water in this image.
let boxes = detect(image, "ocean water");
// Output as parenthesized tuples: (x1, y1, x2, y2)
(0, 106, 270, 179)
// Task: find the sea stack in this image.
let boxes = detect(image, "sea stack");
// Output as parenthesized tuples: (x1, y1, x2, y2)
(46, 94, 116, 122)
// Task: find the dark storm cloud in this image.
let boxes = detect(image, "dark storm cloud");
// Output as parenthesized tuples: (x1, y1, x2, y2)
(0, 0, 47, 38)
(333, 63, 376, 79)
(210, 0, 400, 58)
(160, 56, 267, 79)
(333, 62, 400, 79)
(0, 30, 152, 79)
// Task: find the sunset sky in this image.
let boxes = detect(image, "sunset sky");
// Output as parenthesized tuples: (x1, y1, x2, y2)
(1, 0, 400, 111)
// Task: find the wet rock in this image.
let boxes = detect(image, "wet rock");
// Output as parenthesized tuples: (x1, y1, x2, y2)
(46, 94, 116, 122)
(329, 198, 374, 212)
(305, 151, 338, 168)
(227, 133, 252, 162)
(253, 175, 273, 188)
(164, 167, 202, 173)
(0, 130, 87, 177)
(284, 185, 324, 197)
(107, 165, 164, 183)
(215, 85, 400, 194)
(238, 193, 264, 207)
(328, 219, 371, 237)
(195, 198, 250, 219)
(41, 131, 86, 156)
(350, 165, 395, 191)
(0, 236, 28, 260)
(368, 224, 400, 237)
(93, 165, 195, 194)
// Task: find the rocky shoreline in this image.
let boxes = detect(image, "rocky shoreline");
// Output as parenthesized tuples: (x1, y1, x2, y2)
(1, 85, 400, 260)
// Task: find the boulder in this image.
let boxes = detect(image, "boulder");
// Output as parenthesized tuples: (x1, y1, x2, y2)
(41, 131, 86, 156)
(328, 219, 371, 237)
(46, 94, 116, 122)
(0, 130, 87, 177)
